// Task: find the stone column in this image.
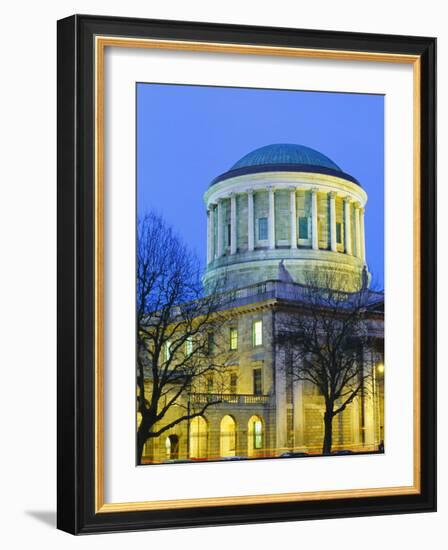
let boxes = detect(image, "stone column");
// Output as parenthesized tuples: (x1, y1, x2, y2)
(207, 205, 214, 263)
(230, 193, 237, 255)
(329, 191, 337, 252)
(290, 187, 297, 249)
(216, 199, 223, 258)
(247, 189, 254, 252)
(354, 204, 362, 259)
(311, 188, 318, 250)
(268, 187, 276, 250)
(360, 207, 366, 262)
(344, 197, 352, 255)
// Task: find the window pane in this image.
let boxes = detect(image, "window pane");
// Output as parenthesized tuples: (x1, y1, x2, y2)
(165, 340, 172, 362)
(207, 333, 214, 355)
(298, 216, 308, 239)
(336, 222, 342, 244)
(229, 327, 238, 350)
(253, 368, 262, 395)
(230, 373, 238, 394)
(254, 420, 263, 449)
(206, 376, 214, 393)
(258, 217, 268, 240)
(253, 320, 263, 346)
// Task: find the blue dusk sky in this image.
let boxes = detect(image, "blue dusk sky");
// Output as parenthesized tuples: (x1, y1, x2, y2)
(137, 83, 384, 288)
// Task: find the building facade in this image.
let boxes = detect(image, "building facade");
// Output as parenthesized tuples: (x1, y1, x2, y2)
(140, 144, 384, 464)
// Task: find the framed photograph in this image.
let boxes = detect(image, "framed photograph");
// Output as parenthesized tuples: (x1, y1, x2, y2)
(57, 15, 436, 534)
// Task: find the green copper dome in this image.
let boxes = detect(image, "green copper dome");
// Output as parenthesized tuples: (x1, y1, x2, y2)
(232, 143, 342, 172)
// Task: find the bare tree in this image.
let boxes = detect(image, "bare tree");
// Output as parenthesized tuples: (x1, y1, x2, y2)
(136, 212, 232, 464)
(277, 268, 382, 455)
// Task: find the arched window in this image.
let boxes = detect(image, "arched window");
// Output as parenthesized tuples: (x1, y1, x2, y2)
(165, 434, 179, 460)
(248, 415, 264, 457)
(189, 416, 208, 459)
(220, 415, 237, 457)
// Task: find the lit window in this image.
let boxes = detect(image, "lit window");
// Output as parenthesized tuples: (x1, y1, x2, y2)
(252, 320, 263, 347)
(336, 222, 342, 244)
(229, 327, 238, 350)
(164, 340, 172, 362)
(253, 368, 263, 395)
(298, 217, 308, 239)
(185, 336, 193, 355)
(253, 420, 263, 449)
(258, 217, 268, 240)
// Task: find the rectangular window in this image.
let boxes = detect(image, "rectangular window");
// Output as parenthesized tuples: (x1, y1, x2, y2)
(253, 420, 263, 449)
(227, 223, 231, 247)
(206, 375, 214, 393)
(164, 340, 172, 362)
(229, 327, 238, 350)
(298, 216, 308, 239)
(258, 217, 268, 240)
(185, 336, 193, 355)
(336, 222, 342, 244)
(252, 320, 263, 347)
(230, 373, 238, 394)
(253, 368, 263, 396)
(207, 333, 214, 355)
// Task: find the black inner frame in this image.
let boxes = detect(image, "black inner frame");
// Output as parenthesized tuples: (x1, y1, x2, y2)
(57, 14, 436, 535)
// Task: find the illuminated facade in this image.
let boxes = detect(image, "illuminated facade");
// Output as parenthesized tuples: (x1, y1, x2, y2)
(141, 144, 384, 464)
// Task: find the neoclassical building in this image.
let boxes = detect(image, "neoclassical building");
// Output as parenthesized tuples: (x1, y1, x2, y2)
(141, 144, 384, 464)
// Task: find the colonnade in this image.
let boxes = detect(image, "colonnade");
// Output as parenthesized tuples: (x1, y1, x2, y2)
(207, 188, 366, 264)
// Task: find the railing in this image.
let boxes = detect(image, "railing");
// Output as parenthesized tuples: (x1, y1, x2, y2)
(228, 280, 307, 305)
(223, 280, 384, 309)
(191, 392, 270, 405)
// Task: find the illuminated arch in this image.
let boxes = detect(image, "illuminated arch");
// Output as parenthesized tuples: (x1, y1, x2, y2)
(189, 416, 208, 459)
(220, 415, 237, 457)
(165, 434, 179, 460)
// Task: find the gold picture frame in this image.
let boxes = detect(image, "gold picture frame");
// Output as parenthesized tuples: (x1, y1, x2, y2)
(58, 15, 436, 534)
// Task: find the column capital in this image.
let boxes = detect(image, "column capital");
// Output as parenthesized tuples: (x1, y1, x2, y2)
(344, 195, 352, 203)
(289, 186, 297, 192)
(246, 187, 254, 195)
(328, 191, 337, 199)
(311, 187, 319, 194)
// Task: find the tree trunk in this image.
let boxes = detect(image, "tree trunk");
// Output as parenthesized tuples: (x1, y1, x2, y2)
(136, 429, 146, 465)
(322, 410, 333, 455)
(136, 414, 154, 465)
